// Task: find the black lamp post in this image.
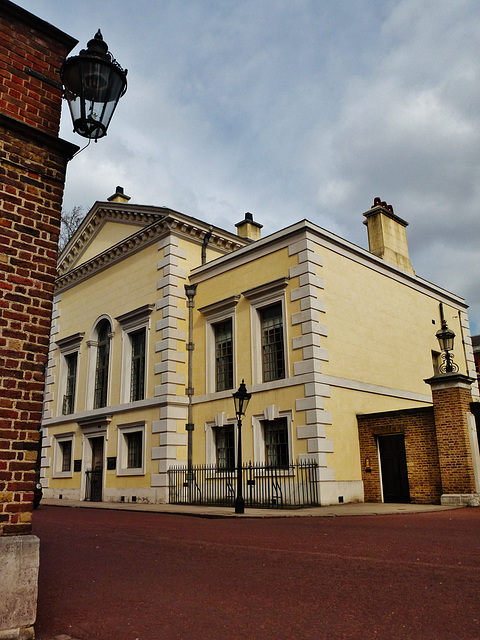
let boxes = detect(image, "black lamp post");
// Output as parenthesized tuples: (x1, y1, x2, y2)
(61, 30, 127, 141)
(232, 380, 251, 514)
(436, 317, 458, 373)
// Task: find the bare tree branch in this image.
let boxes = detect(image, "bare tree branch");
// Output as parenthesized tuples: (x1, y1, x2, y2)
(59, 206, 85, 252)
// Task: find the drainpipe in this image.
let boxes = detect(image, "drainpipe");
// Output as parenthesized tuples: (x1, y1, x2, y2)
(201, 226, 213, 265)
(184, 284, 197, 498)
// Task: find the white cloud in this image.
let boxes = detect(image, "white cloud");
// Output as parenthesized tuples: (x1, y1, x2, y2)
(16, 0, 480, 334)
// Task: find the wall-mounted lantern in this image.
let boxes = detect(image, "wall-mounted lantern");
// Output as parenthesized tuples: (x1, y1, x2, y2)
(61, 30, 127, 141)
(436, 304, 458, 373)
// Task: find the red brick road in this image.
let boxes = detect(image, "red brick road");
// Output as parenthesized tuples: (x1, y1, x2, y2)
(33, 506, 480, 640)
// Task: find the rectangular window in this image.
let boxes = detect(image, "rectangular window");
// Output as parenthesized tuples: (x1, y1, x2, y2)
(216, 425, 235, 470)
(264, 418, 289, 468)
(260, 302, 285, 382)
(214, 319, 233, 391)
(130, 329, 146, 402)
(53, 434, 74, 478)
(60, 440, 72, 472)
(432, 350, 441, 376)
(126, 431, 143, 469)
(94, 325, 110, 409)
(63, 352, 78, 415)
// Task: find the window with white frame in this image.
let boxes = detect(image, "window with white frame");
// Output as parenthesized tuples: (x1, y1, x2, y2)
(243, 278, 289, 385)
(260, 303, 285, 382)
(56, 332, 84, 417)
(53, 433, 74, 478)
(215, 424, 235, 470)
(263, 418, 289, 467)
(126, 431, 142, 468)
(199, 296, 240, 394)
(432, 350, 442, 376)
(252, 408, 293, 468)
(85, 317, 113, 411)
(115, 304, 154, 404)
(130, 329, 146, 401)
(63, 353, 78, 414)
(214, 319, 233, 392)
(205, 413, 237, 469)
(117, 422, 146, 475)
(94, 320, 111, 409)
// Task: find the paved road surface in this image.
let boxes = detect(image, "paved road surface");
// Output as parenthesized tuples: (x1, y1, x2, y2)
(33, 506, 480, 640)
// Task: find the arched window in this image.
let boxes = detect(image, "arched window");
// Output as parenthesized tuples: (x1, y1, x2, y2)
(94, 320, 111, 409)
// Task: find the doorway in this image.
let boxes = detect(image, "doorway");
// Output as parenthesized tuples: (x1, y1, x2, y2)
(378, 434, 410, 503)
(86, 436, 104, 501)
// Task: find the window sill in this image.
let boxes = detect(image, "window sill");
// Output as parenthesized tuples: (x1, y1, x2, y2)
(52, 471, 73, 479)
(117, 468, 145, 477)
(205, 469, 236, 479)
(249, 466, 295, 478)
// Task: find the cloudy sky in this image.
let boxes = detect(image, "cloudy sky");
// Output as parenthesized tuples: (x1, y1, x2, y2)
(18, 0, 480, 334)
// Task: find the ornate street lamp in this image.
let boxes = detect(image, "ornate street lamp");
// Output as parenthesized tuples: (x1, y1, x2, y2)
(232, 380, 252, 514)
(436, 317, 458, 373)
(61, 30, 127, 141)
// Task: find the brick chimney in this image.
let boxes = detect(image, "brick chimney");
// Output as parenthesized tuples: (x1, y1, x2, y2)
(363, 198, 414, 275)
(235, 212, 262, 241)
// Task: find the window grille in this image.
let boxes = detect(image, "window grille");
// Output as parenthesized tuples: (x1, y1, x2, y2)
(260, 303, 285, 382)
(214, 319, 233, 391)
(94, 321, 110, 409)
(63, 352, 78, 414)
(264, 418, 289, 468)
(130, 329, 146, 402)
(61, 440, 72, 472)
(216, 425, 235, 470)
(126, 431, 142, 468)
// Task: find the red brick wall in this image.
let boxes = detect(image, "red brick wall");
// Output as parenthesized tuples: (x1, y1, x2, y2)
(0, 2, 77, 535)
(0, 3, 76, 135)
(430, 384, 476, 494)
(357, 407, 442, 504)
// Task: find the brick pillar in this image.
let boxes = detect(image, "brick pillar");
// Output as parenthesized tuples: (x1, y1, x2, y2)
(425, 373, 480, 506)
(0, 2, 78, 638)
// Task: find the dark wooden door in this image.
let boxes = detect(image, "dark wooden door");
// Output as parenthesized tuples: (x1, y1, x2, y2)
(89, 437, 103, 502)
(379, 435, 410, 503)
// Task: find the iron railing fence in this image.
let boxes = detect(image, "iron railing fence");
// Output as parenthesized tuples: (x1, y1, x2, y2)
(168, 460, 319, 508)
(85, 469, 102, 502)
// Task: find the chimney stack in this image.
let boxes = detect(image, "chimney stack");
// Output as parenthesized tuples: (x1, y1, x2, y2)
(107, 186, 131, 204)
(363, 198, 414, 275)
(235, 212, 262, 241)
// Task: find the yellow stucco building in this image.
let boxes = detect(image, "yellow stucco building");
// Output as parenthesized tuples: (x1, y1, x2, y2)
(40, 190, 479, 506)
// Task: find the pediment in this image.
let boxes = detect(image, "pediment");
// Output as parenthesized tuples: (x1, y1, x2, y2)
(55, 201, 249, 293)
(57, 203, 164, 276)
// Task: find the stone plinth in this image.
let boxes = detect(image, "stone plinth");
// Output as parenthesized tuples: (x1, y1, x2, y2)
(0, 535, 39, 640)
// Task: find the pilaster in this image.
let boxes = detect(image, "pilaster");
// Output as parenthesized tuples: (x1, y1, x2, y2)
(288, 238, 333, 483)
(152, 235, 188, 493)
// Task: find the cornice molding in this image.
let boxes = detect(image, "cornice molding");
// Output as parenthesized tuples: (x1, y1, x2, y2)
(0, 0, 78, 50)
(0, 113, 79, 161)
(55, 210, 246, 294)
(242, 277, 290, 301)
(198, 295, 241, 316)
(57, 207, 164, 275)
(190, 219, 468, 310)
(56, 218, 169, 292)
